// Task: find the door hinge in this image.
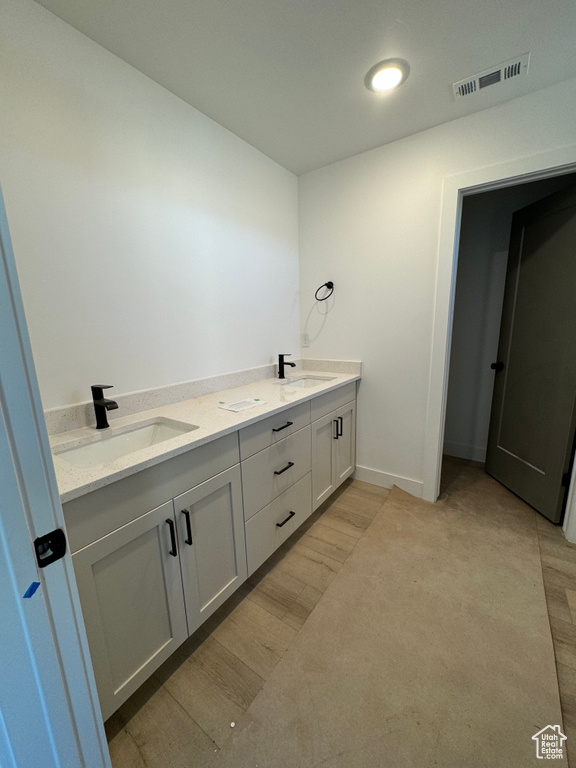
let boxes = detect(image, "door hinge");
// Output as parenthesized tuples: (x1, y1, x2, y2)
(490, 361, 504, 372)
(34, 528, 67, 568)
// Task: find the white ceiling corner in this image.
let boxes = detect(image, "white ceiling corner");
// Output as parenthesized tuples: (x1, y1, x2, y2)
(33, 0, 576, 174)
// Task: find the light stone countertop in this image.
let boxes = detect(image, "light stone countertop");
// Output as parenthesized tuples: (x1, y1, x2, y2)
(50, 371, 360, 504)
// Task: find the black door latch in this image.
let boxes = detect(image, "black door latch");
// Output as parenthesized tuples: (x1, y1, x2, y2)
(34, 529, 67, 568)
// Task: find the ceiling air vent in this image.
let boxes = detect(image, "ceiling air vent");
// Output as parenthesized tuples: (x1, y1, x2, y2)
(453, 53, 530, 99)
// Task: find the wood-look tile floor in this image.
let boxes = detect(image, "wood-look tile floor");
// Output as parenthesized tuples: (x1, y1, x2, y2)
(105, 468, 576, 768)
(536, 511, 576, 767)
(105, 478, 391, 768)
(443, 458, 576, 768)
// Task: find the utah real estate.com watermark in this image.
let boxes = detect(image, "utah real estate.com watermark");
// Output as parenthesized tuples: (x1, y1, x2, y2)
(532, 725, 567, 760)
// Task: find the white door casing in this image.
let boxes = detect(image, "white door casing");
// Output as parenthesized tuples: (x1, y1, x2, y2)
(423, 145, 576, 531)
(0, 184, 110, 768)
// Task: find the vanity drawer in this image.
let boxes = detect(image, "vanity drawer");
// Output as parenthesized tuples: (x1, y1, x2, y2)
(239, 401, 310, 460)
(310, 382, 356, 422)
(245, 473, 312, 576)
(241, 426, 311, 521)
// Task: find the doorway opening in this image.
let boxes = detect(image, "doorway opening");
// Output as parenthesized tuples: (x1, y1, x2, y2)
(441, 172, 576, 523)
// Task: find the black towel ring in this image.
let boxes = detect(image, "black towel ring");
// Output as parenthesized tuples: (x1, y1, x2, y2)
(315, 281, 334, 301)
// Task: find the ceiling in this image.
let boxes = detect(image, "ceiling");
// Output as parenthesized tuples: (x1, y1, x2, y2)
(34, 0, 576, 175)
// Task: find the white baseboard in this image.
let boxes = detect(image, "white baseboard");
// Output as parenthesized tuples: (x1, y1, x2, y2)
(443, 441, 486, 463)
(353, 465, 424, 499)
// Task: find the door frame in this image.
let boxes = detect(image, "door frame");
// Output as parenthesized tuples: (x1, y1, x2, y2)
(422, 144, 576, 541)
(0, 184, 111, 767)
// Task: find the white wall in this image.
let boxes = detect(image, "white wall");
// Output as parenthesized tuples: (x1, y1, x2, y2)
(0, 1, 299, 409)
(444, 175, 576, 463)
(299, 78, 576, 494)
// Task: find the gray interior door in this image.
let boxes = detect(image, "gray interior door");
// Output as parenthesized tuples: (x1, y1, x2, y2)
(485, 184, 576, 523)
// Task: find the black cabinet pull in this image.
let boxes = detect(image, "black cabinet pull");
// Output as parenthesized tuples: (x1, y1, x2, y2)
(272, 421, 293, 433)
(276, 510, 296, 528)
(181, 509, 193, 545)
(333, 419, 339, 439)
(491, 361, 504, 372)
(274, 461, 295, 475)
(166, 519, 178, 557)
(338, 416, 343, 437)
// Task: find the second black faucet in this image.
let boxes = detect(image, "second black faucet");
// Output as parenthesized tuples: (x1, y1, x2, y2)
(278, 353, 296, 379)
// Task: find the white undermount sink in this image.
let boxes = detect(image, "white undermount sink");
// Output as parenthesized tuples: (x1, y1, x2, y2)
(53, 417, 198, 468)
(279, 375, 336, 388)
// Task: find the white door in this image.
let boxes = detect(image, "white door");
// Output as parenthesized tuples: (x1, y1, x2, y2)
(311, 412, 338, 510)
(0, 187, 110, 767)
(334, 400, 357, 487)
(72, 502, 188, 720)
(174, 466, 246, 634)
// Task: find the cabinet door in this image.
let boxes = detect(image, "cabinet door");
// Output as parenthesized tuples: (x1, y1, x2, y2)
(174, 466, 247, 636)
(335, 400, 356, 488)
(311, 411, 338, 511)
(72, 501, 188, 720)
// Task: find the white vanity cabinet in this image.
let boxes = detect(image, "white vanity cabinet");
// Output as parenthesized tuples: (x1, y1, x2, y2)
(61, 380, 358, 721)
(240, 403, 314, 576)
(72, 500, 188, 720)
(64, 433, 243, 720)
(173, 466, 246, 636)
(311, 384, 357, 510)
(240, 384, 357, 574)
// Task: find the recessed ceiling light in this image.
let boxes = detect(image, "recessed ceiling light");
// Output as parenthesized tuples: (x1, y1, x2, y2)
(365, 59, 410, 93)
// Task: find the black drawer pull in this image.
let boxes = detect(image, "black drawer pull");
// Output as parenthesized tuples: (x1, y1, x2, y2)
(274, 461, 294, 475)
(166, 519, 178, 557)
(272, 421, 293, 433)
(181, 509, 193, 545)
(333, 419, 339, 439)
(276, 510, 296, 528)
(338, 416, 343, 437)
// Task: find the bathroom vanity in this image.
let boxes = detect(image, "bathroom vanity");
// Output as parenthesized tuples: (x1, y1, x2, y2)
(53, 372, 358, 719)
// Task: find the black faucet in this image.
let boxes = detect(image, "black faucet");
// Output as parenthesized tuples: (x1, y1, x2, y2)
(278, 353, 296, 379)
(91, 385, 118, 429)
